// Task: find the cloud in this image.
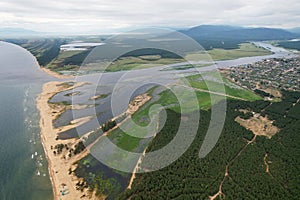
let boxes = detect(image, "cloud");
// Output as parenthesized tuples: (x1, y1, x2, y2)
(0, 0, 299, 34)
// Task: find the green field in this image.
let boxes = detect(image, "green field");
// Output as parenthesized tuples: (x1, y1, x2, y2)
(186, 43, 272, 61)
(47, 50, 83, 66)
(186, 73, 263, 101)
(6, 39, 272, 74)
(76, 43, 271, 73)
(104, 57, 184, 72)
(38, 42, 272, 73)
(104, 74, 261, 154)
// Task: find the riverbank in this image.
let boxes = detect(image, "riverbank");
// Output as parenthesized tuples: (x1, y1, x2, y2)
(37, 81, 98, 200)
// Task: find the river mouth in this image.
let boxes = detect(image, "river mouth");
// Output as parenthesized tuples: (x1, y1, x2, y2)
(0, 40, 295, 199)
(50, 41, 296, 141)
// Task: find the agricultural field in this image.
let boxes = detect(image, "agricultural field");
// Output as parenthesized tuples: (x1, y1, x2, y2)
(11, 40, 272, 74)
(185, 43, 272, 61)
(186, 72, 263, 102)
(66, 43, 271, 73)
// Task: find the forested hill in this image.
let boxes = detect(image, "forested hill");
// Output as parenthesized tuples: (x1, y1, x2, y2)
(289, 27, 300, 34)
(118, 90, 300, 200)
(180, 25, 300, 49)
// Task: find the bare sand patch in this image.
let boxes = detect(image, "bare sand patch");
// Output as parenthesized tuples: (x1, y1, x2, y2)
(128, 94, 151, 114)
(37, 81, 98, 200)
(71, 104, 94, 110)
(56, 116, 95, 133)
(235, 111, 279, 139)
(263, 88, 282, 98)
(264, 153, 270, 173)
(40, 67, 74, 79)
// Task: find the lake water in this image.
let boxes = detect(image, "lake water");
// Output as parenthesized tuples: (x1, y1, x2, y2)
(0, 40, 295, 199)
(0, 42, 54, 200)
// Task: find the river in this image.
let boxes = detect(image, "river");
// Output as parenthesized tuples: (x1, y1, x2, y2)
(51, 42, 297, 139)
(0, 40, 296, 199)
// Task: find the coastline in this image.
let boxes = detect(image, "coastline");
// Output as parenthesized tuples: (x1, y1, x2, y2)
(37, 79, 152, 199)
(37, 81, 98, 200)
(39, 67, 74, 79)
(31, 42, 300, 199)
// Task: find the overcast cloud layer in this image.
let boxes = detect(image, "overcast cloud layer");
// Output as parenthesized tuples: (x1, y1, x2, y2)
(0, 0, 299, 34)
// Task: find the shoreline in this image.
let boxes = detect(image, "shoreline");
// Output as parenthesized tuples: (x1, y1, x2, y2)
(40, 67, 74, 79)
(37, 81, 97, 200)
(37, 80, 152, 199)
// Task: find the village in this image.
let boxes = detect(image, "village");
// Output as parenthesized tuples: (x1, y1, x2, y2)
(223, 57, 300, 93)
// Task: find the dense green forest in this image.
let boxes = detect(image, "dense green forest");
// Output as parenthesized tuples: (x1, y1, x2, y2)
(47, 49, 92, 71)
(117, 90, 300, 199)
(181, 25, 299, 50)
(278, 41, 300, 51)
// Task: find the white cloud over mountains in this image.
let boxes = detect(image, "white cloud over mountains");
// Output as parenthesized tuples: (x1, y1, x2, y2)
(0, 0, 299, 34)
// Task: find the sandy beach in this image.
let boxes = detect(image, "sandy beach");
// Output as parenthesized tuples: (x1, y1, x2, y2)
(40, 67, 74, 79)
(37, 80, 152, 199)
(37, 81, 100, 200)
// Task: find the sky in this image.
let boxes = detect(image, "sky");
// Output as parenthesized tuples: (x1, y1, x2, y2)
(0, 0, 300, 34)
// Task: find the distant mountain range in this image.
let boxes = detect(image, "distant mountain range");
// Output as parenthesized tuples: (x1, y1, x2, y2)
(1, 25, 299, 43)
(0, 28, 42, 37)
(181, 25, 299, 41)
(179, 25, 300, 49)
(288, 27, 300, 34)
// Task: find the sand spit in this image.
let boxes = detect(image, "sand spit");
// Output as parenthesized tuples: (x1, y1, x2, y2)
(37, 81, 98, 200)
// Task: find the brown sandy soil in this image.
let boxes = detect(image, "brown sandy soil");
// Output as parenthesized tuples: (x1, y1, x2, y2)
(128, 94, 151, 114)
(71, 104, 94, 110)
(263, 88, 282, 98)
(264, 153, 271, 173)
(37, 81, 98, 200)
(40, 67, 74, 79)
(56, 116, 95, 133)
(127, 118, 159, 190)
(209, 135, 257, 200)
(255, 84, 282, 99)
(239, 109, 251, 114)
(38, 82, 152, 199)
(209, 164, 228, 200)
(235, 112, 279, 139)
(127, 148, 146, 190)
(52, 103, 94, 112)
(209, 191, 225, 200)
(224, 164, 229, 177)
(90, 94, 108, 101)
